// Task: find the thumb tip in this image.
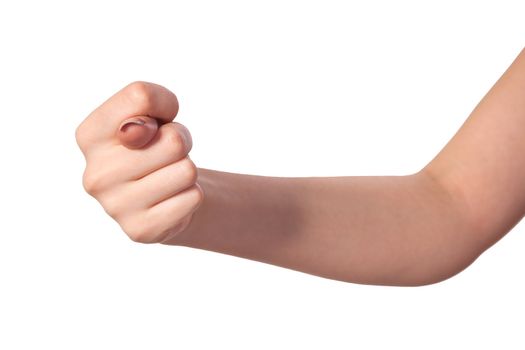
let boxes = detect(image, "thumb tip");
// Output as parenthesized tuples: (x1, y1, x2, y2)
(118, 116, 158, 149)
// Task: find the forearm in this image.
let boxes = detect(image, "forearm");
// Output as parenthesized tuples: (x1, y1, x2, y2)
(79, 49, 525, 285)
(165, 168, 476, 286)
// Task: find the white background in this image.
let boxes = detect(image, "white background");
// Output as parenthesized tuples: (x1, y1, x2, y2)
(1, 1, 524, 349)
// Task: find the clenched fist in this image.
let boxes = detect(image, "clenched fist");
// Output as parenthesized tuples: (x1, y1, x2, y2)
(75, 81, 204, 243)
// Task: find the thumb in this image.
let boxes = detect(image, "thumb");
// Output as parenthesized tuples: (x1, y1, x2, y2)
(117, 116, 159, 149)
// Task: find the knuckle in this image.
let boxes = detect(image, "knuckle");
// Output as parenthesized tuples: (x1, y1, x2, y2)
(164, 129, 186, 158)
(82, 169, 104, 195)
(124, 81, 154, 111)
(99, 194, 123, 219)
(128, 230, 154, 244)
(179, 157, 198, 184)
(75, 122, 88, 151)
(121, 215, 157, 244)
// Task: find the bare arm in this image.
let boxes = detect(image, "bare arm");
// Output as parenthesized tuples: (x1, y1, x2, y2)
(164, 47, 525, 286)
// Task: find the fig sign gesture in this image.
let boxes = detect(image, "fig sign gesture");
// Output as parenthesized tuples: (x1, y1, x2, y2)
(75, 81, 204, 243)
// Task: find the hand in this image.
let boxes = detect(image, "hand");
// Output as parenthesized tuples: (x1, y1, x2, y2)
(75, 81, 204, 243)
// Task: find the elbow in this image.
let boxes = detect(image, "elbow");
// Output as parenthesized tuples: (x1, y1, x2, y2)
(335, 237, 485, 287)
(337, 169, 498, 287)
(384, 229, 486, 287)
(392, 169, 485, 287)
(397, 254, 480, 287)
(368, 209, 486, 286)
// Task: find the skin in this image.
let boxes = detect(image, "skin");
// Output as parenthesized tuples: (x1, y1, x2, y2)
(76, 47, 525, 287)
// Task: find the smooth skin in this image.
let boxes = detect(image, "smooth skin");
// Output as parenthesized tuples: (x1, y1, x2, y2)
(76, 47, 525, 286)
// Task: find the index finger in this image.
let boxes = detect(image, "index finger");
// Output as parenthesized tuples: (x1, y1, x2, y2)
(79, 81, 179, 147)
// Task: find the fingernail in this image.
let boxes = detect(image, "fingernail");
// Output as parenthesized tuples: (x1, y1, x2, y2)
(119, 118, 146, 132)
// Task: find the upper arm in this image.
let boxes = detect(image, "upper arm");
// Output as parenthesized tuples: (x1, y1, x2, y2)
(423, 46, 525, 252)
